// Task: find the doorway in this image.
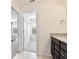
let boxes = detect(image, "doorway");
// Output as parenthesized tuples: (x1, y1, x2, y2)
(23, 12, 36, 53)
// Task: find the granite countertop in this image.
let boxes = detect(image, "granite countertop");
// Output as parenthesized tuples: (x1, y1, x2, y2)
(50, 33, 67, 43)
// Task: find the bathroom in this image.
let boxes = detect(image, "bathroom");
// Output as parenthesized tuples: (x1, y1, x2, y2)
(11, 0, 67, 59)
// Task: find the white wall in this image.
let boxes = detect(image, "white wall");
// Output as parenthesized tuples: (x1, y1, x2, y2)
(37, 7, 66, 56)
(21, 0, 67, 56)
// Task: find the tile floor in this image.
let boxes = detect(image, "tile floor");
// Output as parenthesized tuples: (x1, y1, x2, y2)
(13, 51, 53, 59)
(37, 55, 53, 59)
(24, 41, 36, 52)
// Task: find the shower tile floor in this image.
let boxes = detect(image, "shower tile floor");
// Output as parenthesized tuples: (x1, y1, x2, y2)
(13, 51, 52, 59)
(13, 51, 36, 59)
(24, 40, 36, 52)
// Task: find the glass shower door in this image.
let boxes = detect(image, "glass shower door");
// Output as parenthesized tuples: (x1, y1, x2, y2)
(11, 7, 18, 59)
(24, 12, 36, 53)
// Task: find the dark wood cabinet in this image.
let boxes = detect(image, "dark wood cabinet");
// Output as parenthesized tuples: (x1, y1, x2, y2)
(51, 37, 67, 59)
(55, 44, 59, 52)
(60, 42, 67, 51)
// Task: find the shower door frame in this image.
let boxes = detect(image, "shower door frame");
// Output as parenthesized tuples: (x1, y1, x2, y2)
(23, 12, 37, 52)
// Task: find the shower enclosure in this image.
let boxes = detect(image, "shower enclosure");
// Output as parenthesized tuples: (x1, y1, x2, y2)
(11, 8, 37, 59)
(11, 7, 19, 59)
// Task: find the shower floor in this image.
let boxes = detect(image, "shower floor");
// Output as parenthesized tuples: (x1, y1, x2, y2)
(24, 40, 36, 52)
(13, 51, 36, 59)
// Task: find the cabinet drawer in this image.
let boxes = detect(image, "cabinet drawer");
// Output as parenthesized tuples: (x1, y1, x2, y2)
(61, 42, 67, 51)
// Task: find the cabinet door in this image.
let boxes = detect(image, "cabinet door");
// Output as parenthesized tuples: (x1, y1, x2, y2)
(55, 44, 59, 52)
(54, 49, 59, 58)
(61, 42, 67, 52)
(60, 49, 67, 59)
(54, 55, 59, 59)
(60, 55, 66, 59)
(60, 42, 67, 59)
(60, 49, 67, 57)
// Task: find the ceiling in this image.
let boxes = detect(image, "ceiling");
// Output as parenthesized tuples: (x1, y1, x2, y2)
(12, 0, 66, 12)
(13, 0, 48, 7)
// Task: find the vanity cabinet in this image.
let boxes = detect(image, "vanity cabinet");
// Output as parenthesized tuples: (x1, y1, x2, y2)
(51, 37, 67, 59)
